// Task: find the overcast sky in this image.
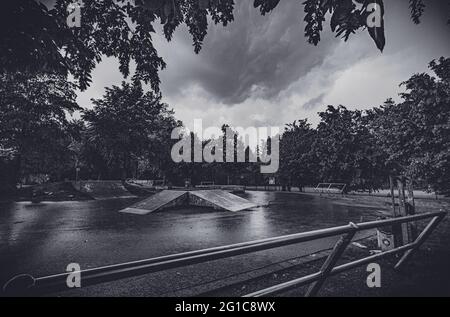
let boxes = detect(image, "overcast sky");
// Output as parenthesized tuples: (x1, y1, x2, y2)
(75, 0, 450, 130)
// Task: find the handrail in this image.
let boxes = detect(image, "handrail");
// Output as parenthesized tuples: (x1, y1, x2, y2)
(3, 210, 447, 296)
(314, 183, 347, 194)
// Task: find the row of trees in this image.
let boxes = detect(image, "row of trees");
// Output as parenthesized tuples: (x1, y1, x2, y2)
(1, 57, 449, 194)
(0, 73, 267, 191)
(0, 74, 181, 192)
(279, 57, 450, 192)
(1, 1, 448, 194)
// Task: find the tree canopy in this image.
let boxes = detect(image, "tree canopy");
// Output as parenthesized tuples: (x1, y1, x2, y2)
(0, 72, 80, 183)
(277, 57, 450, 193)
(82, 81, 179, 179)
(0, 57, 449, 193)
(1, 0, 444, 91)
(368, 57, 450, 192)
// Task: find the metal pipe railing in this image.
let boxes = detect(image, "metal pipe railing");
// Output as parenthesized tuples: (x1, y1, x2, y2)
(3, 210, 446, 296)
(245, 213, 446, 297)
(244, 241, 417, 297)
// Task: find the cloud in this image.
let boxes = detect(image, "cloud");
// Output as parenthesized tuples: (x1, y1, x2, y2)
(155, 0, 339, 104)
(303, 93, 327, 110)
(75, 0, 450, 129)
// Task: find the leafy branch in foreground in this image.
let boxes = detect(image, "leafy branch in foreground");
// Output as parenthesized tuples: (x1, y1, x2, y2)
(1, 0, 445, 92)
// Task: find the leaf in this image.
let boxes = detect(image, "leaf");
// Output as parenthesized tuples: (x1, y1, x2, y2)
(366, 0, 386, 52)
(254, 0, 281, 15)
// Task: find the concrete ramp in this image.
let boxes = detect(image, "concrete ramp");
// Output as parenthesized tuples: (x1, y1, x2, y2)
(189, 190, 257, 212)
(72, 181, 136, 200)
(195, 185, 245, 194)
(119, 189, 257, 214)
(120, 190, 188, 215)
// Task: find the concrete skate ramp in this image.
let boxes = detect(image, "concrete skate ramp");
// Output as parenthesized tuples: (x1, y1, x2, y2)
(119, 189, 257, 214)
(195, 185, 245, 194)
(72, 181, 136, 200)
(190, 190, 257, 212)
(120, 190, 188, 215)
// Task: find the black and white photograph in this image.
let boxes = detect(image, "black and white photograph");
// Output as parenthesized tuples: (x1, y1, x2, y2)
(1, 0, 449, 303)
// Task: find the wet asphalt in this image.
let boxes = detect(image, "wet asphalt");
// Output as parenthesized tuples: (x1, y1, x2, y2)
(0, 191, 380, 296)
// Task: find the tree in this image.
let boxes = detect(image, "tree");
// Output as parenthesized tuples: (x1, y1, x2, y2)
(279, 119, 318, 191)
(0, 148, 18, 194)
(369, 57, 450, 192)
(311, 105, 387, 191)
(1, 0, 442, 92)
(82, 81, 178, 179)
(0, 71, 80, 187)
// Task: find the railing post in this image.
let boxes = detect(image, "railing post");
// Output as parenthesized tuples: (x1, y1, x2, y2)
(305, 222, 358, 297)
(394, 215, 445, 270)
(405, 178, 417, 240)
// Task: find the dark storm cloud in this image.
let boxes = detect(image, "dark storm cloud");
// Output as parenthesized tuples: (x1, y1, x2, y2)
(76, 0, 449, 129)
(155, 0, 449, 106)
(157, 0, 338, 104)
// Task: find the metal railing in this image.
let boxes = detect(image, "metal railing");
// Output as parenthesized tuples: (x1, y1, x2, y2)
(3, 210, 447, 297)
(314, 183, 347, 194)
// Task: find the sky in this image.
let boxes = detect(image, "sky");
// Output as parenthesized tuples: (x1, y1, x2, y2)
(75, 0, 450, 130)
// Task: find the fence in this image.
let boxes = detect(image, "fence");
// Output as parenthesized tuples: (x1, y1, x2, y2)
(3, 211, 446, 296)
(314, 183, 347, 194)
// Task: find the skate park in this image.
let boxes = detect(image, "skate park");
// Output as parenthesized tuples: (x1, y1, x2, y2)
(2, 178, 448, 296)
(0, 187, 381, 295)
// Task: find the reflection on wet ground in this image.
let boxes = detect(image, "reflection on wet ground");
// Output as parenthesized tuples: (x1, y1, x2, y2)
(0, 191, 380, 295)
